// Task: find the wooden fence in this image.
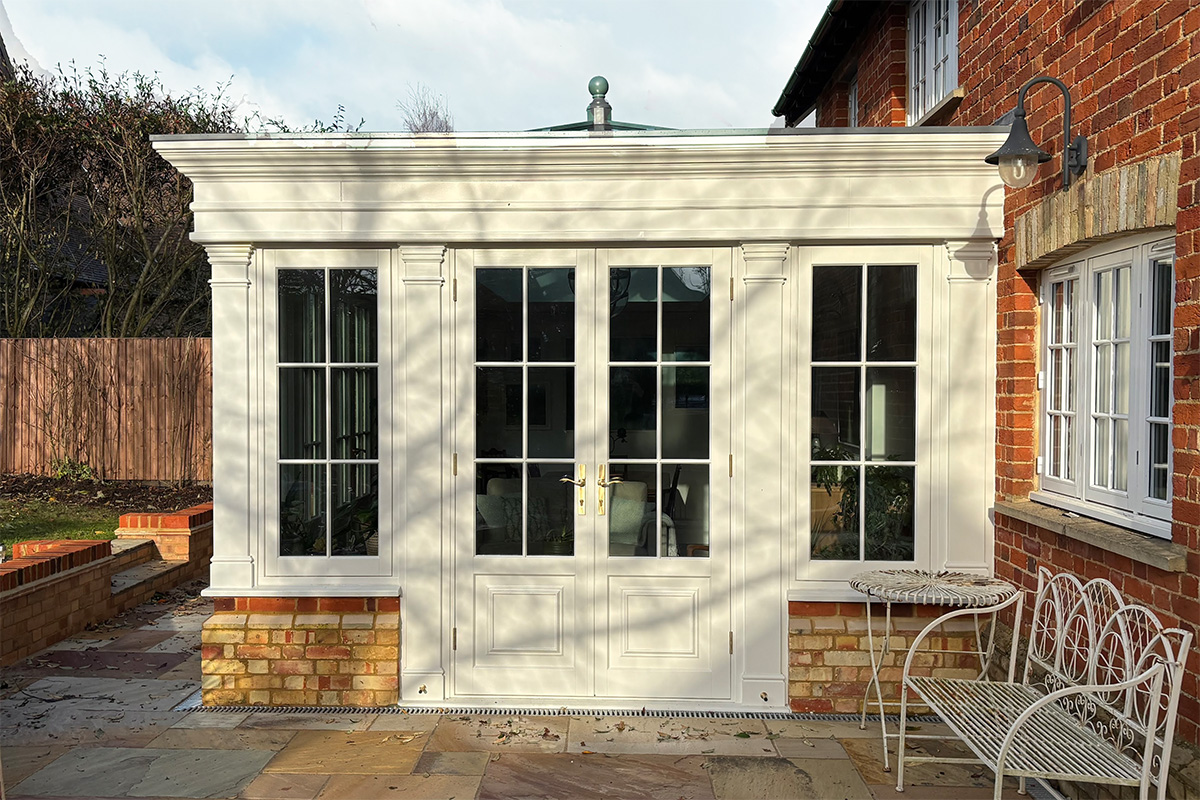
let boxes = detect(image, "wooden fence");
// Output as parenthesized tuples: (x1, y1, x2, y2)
(0, 338, 212, 482)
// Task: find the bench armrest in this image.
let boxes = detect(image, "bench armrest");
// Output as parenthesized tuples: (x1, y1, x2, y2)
(900, 591, 1025, 683)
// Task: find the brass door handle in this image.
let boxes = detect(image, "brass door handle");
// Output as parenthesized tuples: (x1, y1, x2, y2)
(597, 464, 623, 516)
(560, 465, 586, 515)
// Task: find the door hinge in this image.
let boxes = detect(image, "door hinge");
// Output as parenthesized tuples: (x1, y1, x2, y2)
(1035, 455, 1044, 475)
(452, 627, 457, 651)
(1036, 370, 1044, 391)
(452, 453, 458, 476)
(729, 631, 734, 655)
(729, 276, 734, 301)
(728, 453, 733, 477)
(452, 278, 458, 302)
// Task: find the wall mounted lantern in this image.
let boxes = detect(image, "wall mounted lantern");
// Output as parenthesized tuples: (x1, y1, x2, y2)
(985, 76, 1087, 190)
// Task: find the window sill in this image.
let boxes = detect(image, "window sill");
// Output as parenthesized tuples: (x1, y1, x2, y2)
(911, 87, 966, 127)
(994, 498, 1187, 573)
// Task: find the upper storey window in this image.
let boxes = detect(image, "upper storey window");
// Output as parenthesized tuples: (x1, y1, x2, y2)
(908, 0, 958, 123)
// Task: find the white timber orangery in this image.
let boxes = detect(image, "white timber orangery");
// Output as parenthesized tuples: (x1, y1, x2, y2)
(154, 118, 1006, 711)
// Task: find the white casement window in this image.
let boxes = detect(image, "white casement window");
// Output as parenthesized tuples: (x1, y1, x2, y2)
(1037, 235, 1175, 537)
(847, 75, 859, 127)
(908, 0, 958, 124)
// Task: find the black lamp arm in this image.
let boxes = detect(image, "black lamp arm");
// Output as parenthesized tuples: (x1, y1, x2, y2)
(1016, 76, 1087, 188)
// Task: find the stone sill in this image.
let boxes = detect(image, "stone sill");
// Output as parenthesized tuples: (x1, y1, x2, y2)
(913, 87, 966, 127)
(994, 499, 1187, 573)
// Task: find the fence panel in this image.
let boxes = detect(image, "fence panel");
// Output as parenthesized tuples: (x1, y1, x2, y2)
(0, 338, 212, 482)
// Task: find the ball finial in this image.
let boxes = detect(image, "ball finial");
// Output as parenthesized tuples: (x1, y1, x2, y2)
(589, 76, 609, 98)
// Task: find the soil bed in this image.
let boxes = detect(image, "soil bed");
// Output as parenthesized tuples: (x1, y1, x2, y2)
(0, 474, 212, 513)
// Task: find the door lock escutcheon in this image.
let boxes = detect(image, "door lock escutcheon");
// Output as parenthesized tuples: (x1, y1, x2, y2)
(596, 464, 624, 516)
(559, 464, 587, 515)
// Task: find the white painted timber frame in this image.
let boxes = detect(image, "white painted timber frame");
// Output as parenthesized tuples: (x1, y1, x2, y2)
(155, 128, 1005, 708)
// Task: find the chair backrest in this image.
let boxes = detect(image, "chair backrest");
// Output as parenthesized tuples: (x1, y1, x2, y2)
(1023, 567, 1193, 793)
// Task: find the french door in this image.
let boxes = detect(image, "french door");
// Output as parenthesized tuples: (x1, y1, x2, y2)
(452, 247, 731, 702)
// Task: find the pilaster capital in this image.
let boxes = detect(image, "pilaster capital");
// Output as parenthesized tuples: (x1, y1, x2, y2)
(945, 240, 997, 282)
(205, 244, 255, 286)
(399, 245, 447, 285)
(740, 242, 789, 284)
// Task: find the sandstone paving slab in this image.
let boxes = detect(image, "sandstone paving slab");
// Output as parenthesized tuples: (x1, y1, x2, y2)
(142, 615, 209, 633)
(0, 745, 71, 786)
(147, 727, 296, 750)
(763, 717, 883, 739)
(100, 629, 181, 652)
(11, 747, 166, 797)
(127, 748, 277, 797)
(15, 649, 191, 680)
(842, 736, 994, 788)
(365, 713, 441, 732)
(1, 709, 188, 748)
(316, 774, 481, 799)
(153, 655, 201, 682)
(772, 737, 849, 758)
(413, 750, 491, 775)
(865, 782, 1026, 799)
(4, 677, 198, 711)
(477, 752, 715, 800)
(264, 731, 428, 775)
(238, 773, 330, 800)
(566, 716, 774, 756)
(426, 715, 569, 753)
(239, 773, 330, 800)
(169, 711, 251, 729)
(707, 755, 873, 800)
(239, 712, 374, 732)
(146, 635, 201, 654)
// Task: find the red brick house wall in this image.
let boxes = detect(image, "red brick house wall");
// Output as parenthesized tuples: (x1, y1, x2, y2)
(798, 0, 1200, 749)
(814, 3, 908, 127)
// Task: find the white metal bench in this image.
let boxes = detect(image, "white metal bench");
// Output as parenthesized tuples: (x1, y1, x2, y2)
(897, 567, 1193, 800)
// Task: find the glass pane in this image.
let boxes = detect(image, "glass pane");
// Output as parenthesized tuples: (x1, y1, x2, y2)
(279, 270, 324, 363)
(1050, 349, 1063, 409)
(1114, 342, 1129, 415)
(1153, 259, 1172, 335)
(1093, 416, 1110, 488)
(476, 269, 522, 362)
(477, 367, 522, 458)
(1152, 343, 1170, 418)
(610, 268, 658, 361)
(1064, 416, 1074, 481)
(812, 266, 861, 362)
(331, 368, 377, 459)
(865, 367, 916, 461)
(812, 367, 861, 460)
(866, 265, 917, 361)
(663, 366, 709, 459)
(864, 467, 914, 561)
(528, 268, 574, 362)
(1095, 344, 1111, 414)
(528, 367, 574, 459)
(279, 368, 325, 459)
(1114, 266, 1130, 339)
(1095, 270, 1112, 339)
(811, 466, 859, 560)
(1113, 418, 1128, 492)
(330, 269, 377, 363)
(663, 463, 709, 558)
(663, 267, 710, 361)
(610, 366, 657, 459)
(476, 465, 521, 555)
(331, 463, 376, 556)
(528, 463, 575, 556)
(608, 463, 657, 557)
(1150, 423, 1169, 500)
(280, 463, 326, 556)
(1049, 416, 1062, 478)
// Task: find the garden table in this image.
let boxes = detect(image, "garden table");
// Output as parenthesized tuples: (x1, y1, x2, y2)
(849, 569, 1018, 771)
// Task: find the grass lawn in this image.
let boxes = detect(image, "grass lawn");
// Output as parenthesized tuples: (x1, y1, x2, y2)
(0, 498, 118, 554)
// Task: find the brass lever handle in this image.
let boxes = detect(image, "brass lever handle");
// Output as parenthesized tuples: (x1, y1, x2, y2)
(560, 465, 586, 515)
(597, 464, 623, 516)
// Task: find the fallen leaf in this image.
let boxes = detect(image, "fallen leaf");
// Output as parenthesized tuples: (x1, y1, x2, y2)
(541, 727, 560, 741)
(614, 721, 626, 732)
(733, 732, 752, 739)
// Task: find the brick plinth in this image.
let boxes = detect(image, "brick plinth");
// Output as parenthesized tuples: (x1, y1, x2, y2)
(201, 597, 400, 707)
(787, 601, 984, 714)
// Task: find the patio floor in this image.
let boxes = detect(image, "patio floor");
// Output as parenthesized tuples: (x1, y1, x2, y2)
(0, 590, 1025, 799)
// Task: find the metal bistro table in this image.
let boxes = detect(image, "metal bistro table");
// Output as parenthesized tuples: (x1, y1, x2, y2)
(849, 569, 1018, 771)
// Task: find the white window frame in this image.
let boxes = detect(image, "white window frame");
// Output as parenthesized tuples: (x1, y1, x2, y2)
(263, 248, 394, 579)
(847, 74, 859, 127)
(907, 0, 959, 124)
(1034, 233, 1175, 538)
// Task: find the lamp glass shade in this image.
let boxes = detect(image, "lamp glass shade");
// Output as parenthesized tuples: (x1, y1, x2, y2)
(997, 154, 1040, 188)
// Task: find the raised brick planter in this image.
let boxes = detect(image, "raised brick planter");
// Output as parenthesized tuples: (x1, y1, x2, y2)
(201, 597, 400, 707)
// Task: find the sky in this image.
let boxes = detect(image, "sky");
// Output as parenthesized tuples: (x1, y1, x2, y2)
(0, 0, 825, 133)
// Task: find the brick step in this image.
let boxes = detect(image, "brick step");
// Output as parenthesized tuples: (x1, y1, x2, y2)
(110, 558, 185, 596)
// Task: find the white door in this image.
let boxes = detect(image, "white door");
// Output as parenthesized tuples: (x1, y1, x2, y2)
(453, 247, 731, 703)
